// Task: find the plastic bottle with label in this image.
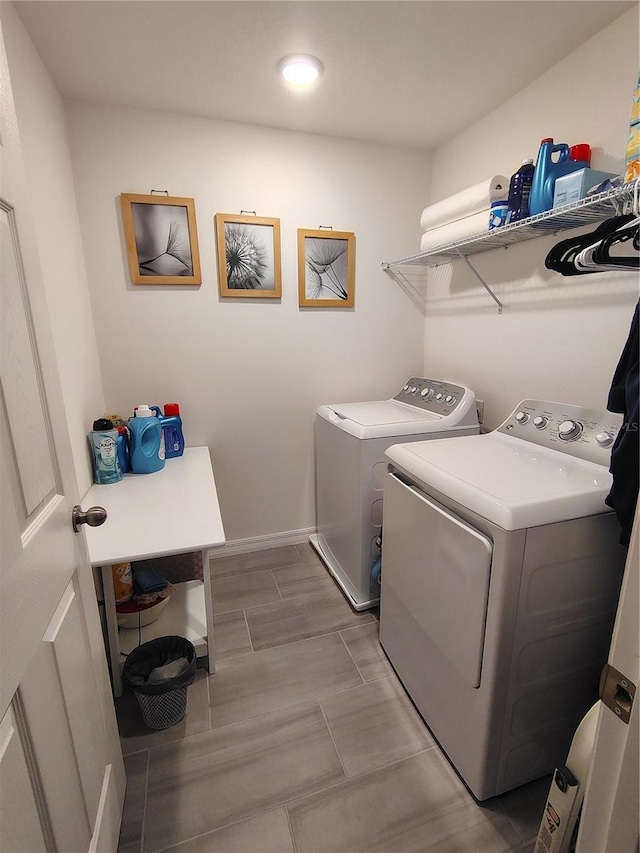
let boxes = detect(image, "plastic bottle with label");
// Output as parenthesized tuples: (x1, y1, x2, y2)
(150, 403, 185, 459)
(162, 403, 185, 458)
(88, 418, 123, 484)
(505, 159, 535, 224)
(529, 138, 590, 216)
(129, 405, 165, 474)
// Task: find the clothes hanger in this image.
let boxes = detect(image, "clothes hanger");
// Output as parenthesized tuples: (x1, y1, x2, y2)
(573, 218, 639, 272)
(544, 215, 635, 276)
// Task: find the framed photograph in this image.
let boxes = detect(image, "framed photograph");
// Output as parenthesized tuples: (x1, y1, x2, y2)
(215, 213, 282, 298)
(120, 193, 202, 285)
(297, 229, 355, 308)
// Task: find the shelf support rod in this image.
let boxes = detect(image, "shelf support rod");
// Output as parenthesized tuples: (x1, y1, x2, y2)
(455, 249, 503, 314)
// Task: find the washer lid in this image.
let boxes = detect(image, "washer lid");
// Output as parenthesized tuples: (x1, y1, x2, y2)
(385, 432, 614, 530)
(316, 400, 449, 440)
(329, 400, 441, 426)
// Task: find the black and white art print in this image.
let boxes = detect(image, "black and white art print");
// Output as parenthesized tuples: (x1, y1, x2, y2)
(120, 194, 202, 285)
(215, 214, 282, 298)
(298, 229, 355, 307)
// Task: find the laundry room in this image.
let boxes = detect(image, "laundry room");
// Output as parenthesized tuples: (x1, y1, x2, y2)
(1, 2, 638, 851)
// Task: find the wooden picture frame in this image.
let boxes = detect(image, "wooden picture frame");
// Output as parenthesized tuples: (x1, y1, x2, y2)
(215, 213, 282, 298)
(297, 229, 355, 308)
(120, 194, 201, 285)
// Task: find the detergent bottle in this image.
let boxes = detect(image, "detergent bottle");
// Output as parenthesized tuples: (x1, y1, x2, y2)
(129, 405, 165, 474)
(150, 403, 185, 459)
(529, 138, 590, 216)
(505, 159, 535, 224)
(88, 418, 123, 484)
(162, 403, 185, 458)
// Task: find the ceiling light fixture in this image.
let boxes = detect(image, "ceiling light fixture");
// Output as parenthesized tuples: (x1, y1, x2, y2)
(277, 54, 324, 86)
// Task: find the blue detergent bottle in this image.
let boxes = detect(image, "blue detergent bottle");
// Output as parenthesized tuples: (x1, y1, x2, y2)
(161, 403, 185, 458)
(150, 403, 185, 459)
(529, 138, 590, 216)
(129, 405, 165, 474)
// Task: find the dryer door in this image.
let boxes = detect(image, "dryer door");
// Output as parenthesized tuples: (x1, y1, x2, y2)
(380, 472, 492, 688)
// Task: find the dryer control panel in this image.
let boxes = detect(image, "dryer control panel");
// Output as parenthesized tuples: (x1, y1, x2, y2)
(393, 377, 469, 417)
(498, 399, 623, 465)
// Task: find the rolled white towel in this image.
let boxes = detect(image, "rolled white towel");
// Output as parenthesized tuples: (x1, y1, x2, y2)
(420, 210, 490, 253)
(420, 176, 508, 232)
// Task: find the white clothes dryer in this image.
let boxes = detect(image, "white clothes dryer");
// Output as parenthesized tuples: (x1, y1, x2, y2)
(310, 377, 478, 611)
(379, 399, 627, 800)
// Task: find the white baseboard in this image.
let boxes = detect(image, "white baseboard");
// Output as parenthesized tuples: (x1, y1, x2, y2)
(209, 527, 315, 559)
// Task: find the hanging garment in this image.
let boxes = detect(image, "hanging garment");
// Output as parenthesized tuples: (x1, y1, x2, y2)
(605, 301, 639, 546)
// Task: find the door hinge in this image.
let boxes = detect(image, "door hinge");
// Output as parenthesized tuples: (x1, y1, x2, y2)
(599, 664, 636, 724)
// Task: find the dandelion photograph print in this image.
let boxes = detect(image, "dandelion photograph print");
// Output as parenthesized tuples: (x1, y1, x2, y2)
(298, 229, 355, 308)
(120, 194, 202, 285)
(215, 214, 282, 298)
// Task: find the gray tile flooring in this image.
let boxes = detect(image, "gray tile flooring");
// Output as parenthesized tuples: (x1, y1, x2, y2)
(116, 544, 547, 853)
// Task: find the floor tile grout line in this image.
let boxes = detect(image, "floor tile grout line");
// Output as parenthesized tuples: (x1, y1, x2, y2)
(316, 697, 349, 780)
(150, 806, 294, 853)
(243, 607, 255, 653)
(138, 748, 150, 853)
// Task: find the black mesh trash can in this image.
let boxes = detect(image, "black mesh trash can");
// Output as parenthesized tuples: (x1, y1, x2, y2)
(122, 635, 196, 730)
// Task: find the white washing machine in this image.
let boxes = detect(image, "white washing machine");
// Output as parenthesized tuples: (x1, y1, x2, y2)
(379, 399, 627, 800)
(310, 377, 478, 611)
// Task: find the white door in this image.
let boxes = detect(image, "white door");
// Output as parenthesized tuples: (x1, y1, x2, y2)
(0, 16, 124, 853)
(576, 506, 639, 853)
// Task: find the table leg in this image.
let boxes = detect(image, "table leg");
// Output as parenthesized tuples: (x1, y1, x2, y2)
(202, 549, 215, 674)
(100, 564, 123, 697)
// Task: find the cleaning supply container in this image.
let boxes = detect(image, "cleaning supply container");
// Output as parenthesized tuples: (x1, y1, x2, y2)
(88, 418, 123, 484)
(129, 405, 165, 474)
(529, 138, 590, 216)
(151, 403, 185, 459)
(506, 159, 535, 224)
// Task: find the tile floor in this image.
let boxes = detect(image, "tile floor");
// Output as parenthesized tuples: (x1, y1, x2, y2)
(116, 543, 548, 853)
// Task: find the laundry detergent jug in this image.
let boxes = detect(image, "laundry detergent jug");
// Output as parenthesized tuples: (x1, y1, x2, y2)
(529, 138, 590, 216)
(129, 405, 165, 474)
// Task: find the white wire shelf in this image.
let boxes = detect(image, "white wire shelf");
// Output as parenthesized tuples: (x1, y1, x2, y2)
(382, 181, 638, 270)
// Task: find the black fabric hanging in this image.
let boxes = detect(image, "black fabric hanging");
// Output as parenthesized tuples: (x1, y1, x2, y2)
(605, 300, 639, 546)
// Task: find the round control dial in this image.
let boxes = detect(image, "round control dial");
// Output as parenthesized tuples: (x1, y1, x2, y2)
(515, 411, 529, 425)
(596, 431, 614, 447)
(421, 388, 433, 399)
(435, 393, 444, 402)
(558, 420, 583, 442)
(533, 416, 548, 430)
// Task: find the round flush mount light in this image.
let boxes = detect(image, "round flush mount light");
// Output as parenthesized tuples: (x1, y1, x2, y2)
(277, 54, 324, 86)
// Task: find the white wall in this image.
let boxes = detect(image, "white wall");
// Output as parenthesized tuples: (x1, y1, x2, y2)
(422, 8, 639, 428)
(3, 4, 106, 499)
(65, 104, 429, 541)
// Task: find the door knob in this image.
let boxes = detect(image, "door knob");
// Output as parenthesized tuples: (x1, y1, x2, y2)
(72, 505, 107, 532)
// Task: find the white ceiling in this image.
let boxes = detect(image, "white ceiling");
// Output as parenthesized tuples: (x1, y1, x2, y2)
(14, 1, 635, 150)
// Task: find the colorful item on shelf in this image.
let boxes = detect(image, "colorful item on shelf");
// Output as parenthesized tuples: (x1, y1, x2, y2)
(624, 73, 640, 184)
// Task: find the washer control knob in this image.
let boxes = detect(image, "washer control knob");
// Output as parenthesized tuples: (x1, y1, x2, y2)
(445, 395, 454, 404)
(403, 384, 410, 392)
(420, 387, 432, 399)
(515, 411, 529, 425)
(435, 393, 444, 402)
(558, 419, 583, 441)
(596, 431, 614, 447)
(533, 416, 548, 430)
(410, 386, 417, 394)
